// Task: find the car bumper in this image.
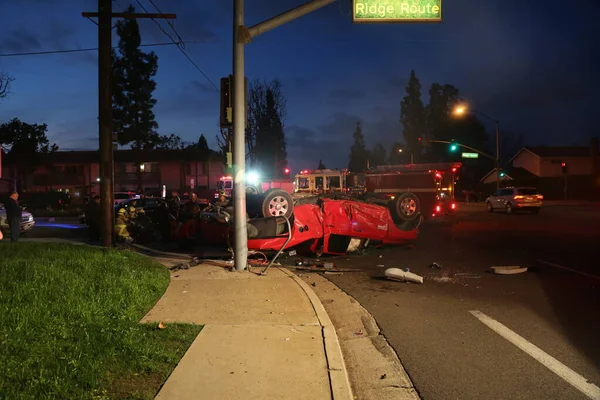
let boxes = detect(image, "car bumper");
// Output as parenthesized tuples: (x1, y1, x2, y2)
(515, 201, 542, 208)
(21, 221, 35, 232)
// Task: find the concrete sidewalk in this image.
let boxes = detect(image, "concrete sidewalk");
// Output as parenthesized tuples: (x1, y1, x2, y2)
(141, 258, 353, 400)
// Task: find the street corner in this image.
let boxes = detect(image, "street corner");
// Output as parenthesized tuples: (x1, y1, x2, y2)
(303, 273, 420, 400)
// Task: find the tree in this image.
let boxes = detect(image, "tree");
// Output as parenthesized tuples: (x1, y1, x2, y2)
(0, 72, 14, 101)
(194, 134, 210, 151)
(156, 134, 187, 150)
(317, 159, 326, 169)
(425, 83, 460, 161)
(348, 121, 368, 172)
(369, 143, 387, 167)
(246, 78, 288, 177)
(112, 5, 160, 190)
(400, 70, 426, 162)
(0, 118, 58, 190)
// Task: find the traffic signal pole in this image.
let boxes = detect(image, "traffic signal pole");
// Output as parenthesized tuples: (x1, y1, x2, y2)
(232, 0, 336, 271)
(82, 2, 175, 248)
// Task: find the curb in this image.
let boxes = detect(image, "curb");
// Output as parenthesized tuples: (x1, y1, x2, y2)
(128, 243, 194, 261)
(278, 267, 354, 400)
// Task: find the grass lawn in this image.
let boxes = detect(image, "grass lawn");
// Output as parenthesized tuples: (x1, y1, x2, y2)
(0, 243, 202, 400)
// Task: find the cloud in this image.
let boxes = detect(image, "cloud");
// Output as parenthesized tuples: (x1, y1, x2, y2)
(329, 89, 366, 99)
(155, 80, 219, 118)
(191, 80, 217, 93)
(0, 23, 76, 54)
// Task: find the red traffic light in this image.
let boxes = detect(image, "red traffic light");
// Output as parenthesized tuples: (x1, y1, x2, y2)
(561, 162, 566, 167)
(451, 167, 457, 172)
(284, 168, 290, 174)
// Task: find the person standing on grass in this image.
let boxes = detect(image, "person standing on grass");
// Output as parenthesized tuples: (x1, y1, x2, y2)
(5, 191, 22, 242)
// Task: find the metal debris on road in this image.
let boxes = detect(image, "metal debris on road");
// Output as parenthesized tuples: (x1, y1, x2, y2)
(430, 262, 443, 269)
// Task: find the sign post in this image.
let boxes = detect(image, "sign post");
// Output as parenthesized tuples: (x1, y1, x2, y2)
(353, 0, 442, 22)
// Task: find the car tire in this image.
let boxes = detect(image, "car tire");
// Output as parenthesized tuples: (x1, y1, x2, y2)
(261, 189, 294, 219)
(246, 186, 259, 195)
(389, 192, 420, 222)
(505, 202, 513, 214)
(487, 202, 494, 212)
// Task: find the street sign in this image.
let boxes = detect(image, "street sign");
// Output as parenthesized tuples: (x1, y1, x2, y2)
(353, 0, 442, 23)
(462, 152, 479, 159)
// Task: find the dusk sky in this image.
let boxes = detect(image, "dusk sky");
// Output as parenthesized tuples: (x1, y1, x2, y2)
(0, 0, 598, 172)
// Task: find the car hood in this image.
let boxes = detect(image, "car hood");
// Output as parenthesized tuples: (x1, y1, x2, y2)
(0, 209, 33, 218)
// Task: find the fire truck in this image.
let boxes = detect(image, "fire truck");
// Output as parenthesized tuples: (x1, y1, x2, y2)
(216, 172, 294, 199)
(293, 163, 460, 221)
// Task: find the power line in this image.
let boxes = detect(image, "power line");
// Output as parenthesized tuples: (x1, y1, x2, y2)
(134, 0, 180, 46)
(135, 0, 218, 91)
(0, 42, 181, 57)
(146, 0, 185, 46)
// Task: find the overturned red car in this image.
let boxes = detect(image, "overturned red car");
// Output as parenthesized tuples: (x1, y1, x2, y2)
(176, 196, 421, 256)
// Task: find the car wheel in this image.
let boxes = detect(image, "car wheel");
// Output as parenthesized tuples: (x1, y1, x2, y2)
(389, 192, 420, 222)
(505, 202, 513, 214)
(487, 202, 494, 212)
(246, 186, 259, 195)
(261, 189, 294, 219)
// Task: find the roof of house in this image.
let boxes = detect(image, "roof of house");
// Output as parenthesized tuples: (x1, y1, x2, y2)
(1, 148, 222, 165)
(510, 146, 591, 162)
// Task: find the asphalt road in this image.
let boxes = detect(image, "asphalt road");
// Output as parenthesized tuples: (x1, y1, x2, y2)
(320, 203, 600, 400)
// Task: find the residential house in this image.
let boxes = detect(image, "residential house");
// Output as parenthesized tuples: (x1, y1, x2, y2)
(479, 138, 600, 199)
(1, 149, 226, 199)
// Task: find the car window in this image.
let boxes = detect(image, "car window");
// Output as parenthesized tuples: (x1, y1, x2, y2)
(500, 189, 513, 196)
(114, 193, 131, 199)
(492, 190, 503, 196)
(145, 199, 158, 207)
(517, 188, 538, 195)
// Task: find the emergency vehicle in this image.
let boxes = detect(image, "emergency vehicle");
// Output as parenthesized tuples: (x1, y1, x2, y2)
(215, 172, 294, 198)
(293, 163, 460, 220)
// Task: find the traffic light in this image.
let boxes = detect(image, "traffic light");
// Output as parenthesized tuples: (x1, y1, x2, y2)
(561, 162, 568, 174)
(449, 142, 458, 152)
(499, 171, 505, 177)
(284, 167, 290, 176)
(220, 76, 232, 128)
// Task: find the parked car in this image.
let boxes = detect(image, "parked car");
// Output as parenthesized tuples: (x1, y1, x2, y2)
(486, 187, 543, 214)
(115, 197, 168, 219)
(114, 192, 139, 204)
(0, 204, 36, 235)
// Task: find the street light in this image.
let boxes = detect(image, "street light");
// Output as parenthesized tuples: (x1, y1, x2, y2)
(398, 148, 403, 153)
(452, 104, 501, 190)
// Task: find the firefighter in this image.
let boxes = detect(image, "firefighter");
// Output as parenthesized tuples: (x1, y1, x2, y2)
(128, 205, 137, 219)
(213, 191, 230, 208)
(115, 208, 132, 243)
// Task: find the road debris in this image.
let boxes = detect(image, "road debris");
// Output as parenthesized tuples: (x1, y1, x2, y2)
(385, 268, 424, 284)
(430, 262, 443, 269)
(491, 266, 528, 275)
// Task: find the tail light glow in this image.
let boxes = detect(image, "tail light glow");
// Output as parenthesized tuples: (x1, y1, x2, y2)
(537, 195, 544, 199)
(435, 205, 441, 212)
(451, 203, 456, 209)
(514, 195, 524, 199)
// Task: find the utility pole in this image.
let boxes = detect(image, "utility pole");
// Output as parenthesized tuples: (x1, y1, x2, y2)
(232, 0, 336, 271)
(82, 2, 175, 248)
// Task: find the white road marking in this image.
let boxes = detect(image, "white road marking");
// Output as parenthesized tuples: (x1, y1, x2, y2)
(537, 260, 600, 281)
(469, 310, 600, 400)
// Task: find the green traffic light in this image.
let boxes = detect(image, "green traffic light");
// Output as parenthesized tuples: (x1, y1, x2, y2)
(500, 172, 505, 177)
(450, 144, 458, 152)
